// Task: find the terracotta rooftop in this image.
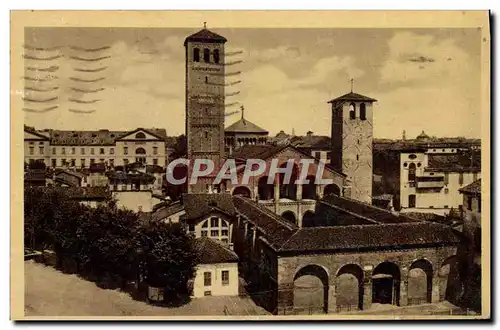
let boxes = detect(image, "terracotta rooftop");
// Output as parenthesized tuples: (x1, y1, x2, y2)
(184, 28, 227, 46)
(181, 193, 236, 220)
(225, 118, 268, 134)
(328, 92, 377, 103)
(459, 179, 481, 195)
(42, 128, 167, 146)
(193, 237, 239, 264)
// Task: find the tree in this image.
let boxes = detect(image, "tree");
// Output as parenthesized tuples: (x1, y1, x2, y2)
(138, 221, 197, 306)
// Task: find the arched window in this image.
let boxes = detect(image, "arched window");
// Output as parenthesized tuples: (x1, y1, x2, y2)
(135, 132, 146, 139)
(204, 48, 210, 63)
(205, 76, 208, 84)
(349, 103, 356, 120)
(408, 163, 416, 181)
(360, 103, 366, 120)
(135, 147, 146, 155)
(199, 217, 230, 244)
(193, 48, 200, 62)
(213, 49, 220, 64)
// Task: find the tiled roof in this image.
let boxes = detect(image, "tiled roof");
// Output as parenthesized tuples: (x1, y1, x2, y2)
(181, 193, 236, 220)
(328, 92, 377, 103)
(230, 144, 284, 162)
(152, 202, 185, 222)
(193, 237, 239, 264)
(278, 222, 460, 252)
(107, 171, 156, 184)
(184, 28, 227, 46)
(232, 195, 459, 253)
(291, 135, 331, 149)
(225, 118, 268, 134)
(47, 128, 167, 146)
(66, 186, 110, 200)
(321, 194, 420, 224)
(459, 179, 481, 195)
(24, 169, 48, 182)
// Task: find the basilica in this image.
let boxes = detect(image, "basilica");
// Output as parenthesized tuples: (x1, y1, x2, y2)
(156, 27, 463, 315)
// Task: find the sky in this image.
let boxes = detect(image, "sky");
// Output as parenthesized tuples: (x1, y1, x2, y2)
(22, 27, 482, 139)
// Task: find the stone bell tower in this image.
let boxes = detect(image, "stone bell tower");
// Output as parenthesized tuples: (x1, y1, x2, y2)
(184, 25, 227, 193)
(328, 86, 377, 204)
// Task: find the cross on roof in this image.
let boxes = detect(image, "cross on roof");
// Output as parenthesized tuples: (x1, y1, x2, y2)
(350, 78, 354, 93)
(204, 22, 207, 29)
(240, 105, 244, 119)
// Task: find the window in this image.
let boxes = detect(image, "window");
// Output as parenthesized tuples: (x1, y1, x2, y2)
(29, 146, 34, 155)
(135, 132, 146, 139)
(211, 230, 219, 237)
(61, 159, 66, 166)
(100, 148, 105, 155)
(135, 147, 146, 155)
(70, 159, 76, 167)
(110, 148, 114, 155)
(51, 159, 56, 168)
(124, 147, 128, 155)
(90, 158, 95, 164)
(459, 172, 464, 185)
(417, 162, 421, 167)
(71, 147, 76, 155)
(408, 194, 416, 208)
(356, 154, 359, 161)
(204, 272, 212, 286)
(124, 159, 129, 165)
(109, 159, 114, 167)
(444, 188, 449, 194)
(193, 48, 200, 62)
(403, 162, 408, 167)
(205, 76, 208, 84)
(221, 238, 229, 244)
(359, 103, 366, 120)
(39, 146, 44, 154)
(100, 159, 105, 164)
(429, 206, 434, 209)
(81, 159, 86, 168)
(408, 163, 416, 181)
(188, 223, 195, 232)
(201, 231, 208, 237)
(204, 132, 208, 139)
(349, 103, 356, 119)
(81, 148, 85, 155)
(444, 173, 449, 185)
(221, 270, 229, 286)
(444, 205, 449, 209)
(467, 196, 473, 211)
(153, 158, 158, 165)
(153, 146, 158, 155)
(202, 221, 209, 228)
(211, 217, 219, 227)
(221, 230, 229, 236)
(473, 172, 478, 181)
(204, 291, 212, 296)
(61, 147, 66, 155)
(136, 157, 146, 164)
(203, 48, 210, 63)
(214, 49, 220, 64)
(52, 147, 56, 155)
(90, 148, 95, 155)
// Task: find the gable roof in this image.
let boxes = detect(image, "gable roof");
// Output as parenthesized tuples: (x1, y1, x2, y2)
(181, 193, 236, 220)
(459, 179, 481, 195)
(24, 127, 50, 140)
(225, 118, 268, 134)
(184, 28, 227, 46)
(193, 237, 239, 264)
(232, 195, 459, 253)
(115, 128, 167, 141)
(327, 92, 377, 103)
(45, 128, 167, 146)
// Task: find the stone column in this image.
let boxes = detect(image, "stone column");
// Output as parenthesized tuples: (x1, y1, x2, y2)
(399, 266, 409, 306)
(277, 282, 294, 315)
(274, 178, 280, 214)
(328, 282, 337, 313)
(296, 184, 302, 200)
(362, 265, 373, 310)
(432, 272, 441, 303)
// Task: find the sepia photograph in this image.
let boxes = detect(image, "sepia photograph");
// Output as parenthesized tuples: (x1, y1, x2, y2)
(10, 10, 491, 320)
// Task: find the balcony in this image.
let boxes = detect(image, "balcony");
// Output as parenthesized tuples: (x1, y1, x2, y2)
(415, 175, 445, 189)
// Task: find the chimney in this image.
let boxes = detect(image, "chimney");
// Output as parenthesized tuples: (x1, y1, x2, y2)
(306, 131, 313, 137)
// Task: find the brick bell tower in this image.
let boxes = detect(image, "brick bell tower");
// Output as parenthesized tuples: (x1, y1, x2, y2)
(184, 25, 227, 193)
(328, 85, 377, 204)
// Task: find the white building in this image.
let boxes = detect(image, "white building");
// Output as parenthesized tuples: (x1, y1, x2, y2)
(400, 148, 480, 215)
(24, 126, 168, 169)
(191, 237, 239, 298)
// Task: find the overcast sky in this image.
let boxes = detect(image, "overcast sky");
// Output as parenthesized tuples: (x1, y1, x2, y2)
(22, 27, 482, 139)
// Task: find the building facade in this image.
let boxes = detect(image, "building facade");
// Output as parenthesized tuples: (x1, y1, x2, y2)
(24, 126, 167, 169)
(329, 92, 377, 204)
(400, 149, 481, 215)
